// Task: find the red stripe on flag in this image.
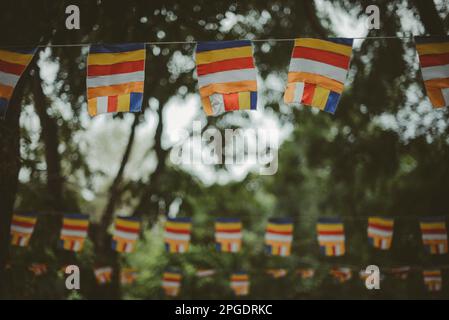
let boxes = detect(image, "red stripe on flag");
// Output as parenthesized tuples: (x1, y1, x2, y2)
(63, 224, 88, 231)
(368, 223, 393, 231)
(108, 96, 117, 112)
(216, 228, 241, 233)
(223, 93, 239, 111)
(318, 230, 344, 235)
(266, 229, 292, 235)
(301, 83, 315, 105)
(12, 221, 35, 228)
(165, 227, 190, 234)
(422, 229, 447, 234)
(292, 46, 350, 69)
(197, 57, 254, 76)
(419, 52, 449, 68)
(87, 60, 145, 76)
(115, 225, 139, 233)
(0, 59, 26, 75)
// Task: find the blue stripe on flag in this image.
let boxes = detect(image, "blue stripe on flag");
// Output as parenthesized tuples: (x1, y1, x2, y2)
(250, 91, 257, 110)
(130, 92, 143, 112)
(327, 38, 354, 46)
(196, 40, 252, 52)
(216, 218, 241, 223)
(323, 91, 340, 114)
(89, 43, 145, 54)
(269, 217, 293, 224)
(318, 216, 342, 224)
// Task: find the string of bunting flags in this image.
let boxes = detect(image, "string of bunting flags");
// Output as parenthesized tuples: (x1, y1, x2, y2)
(15, 260, 449, 296)
(8, 212, 449, 296)
(1, 35, 449, 118)
(9, 213, 449, 255)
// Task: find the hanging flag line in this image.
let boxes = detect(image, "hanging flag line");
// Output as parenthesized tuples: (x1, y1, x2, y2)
(0, 34, 418, 49)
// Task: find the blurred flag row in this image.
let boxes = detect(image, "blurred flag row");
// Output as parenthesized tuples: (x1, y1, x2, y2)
(12, 262, 447, 295)
(1, 36, 448, 118)
(10, 214, 449, 256)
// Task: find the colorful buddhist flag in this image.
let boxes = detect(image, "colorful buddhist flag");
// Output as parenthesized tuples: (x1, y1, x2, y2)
(389, 266, 411, 280)
(120, 268, 138, 285)
(296, 268, 315, 279)
(162, 269, 182, 297)
(164, 217, 192, 253)
(10, 213, 37, 247)
(420, 217, 448, 255)
(284, 38, 353, 114)
(59, 214, 89, 252)
(112, 216, 141, 253)
(415, 36, 449, 108)
(0, 48, 36, 118)
(28, 263, 47, 276)
(264, 218, 294, 257)
(215, 217, 242, 253)
(317, 217, 345, 256)
(195, 40, 257, 115)
(87, 44, 145, 116)
(266, 269, 288, 279)
(330, 267, 352, 283)
(367, 216, 394, 250)
(423, 270, 442, 292)
(195, 269, 216, 278)
(230, 272, 250, 296)
(94, 267, 113, 285)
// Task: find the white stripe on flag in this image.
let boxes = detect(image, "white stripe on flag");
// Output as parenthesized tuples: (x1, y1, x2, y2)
(61, 229, 87, 238)
(87, 71, 145, 88)
(294, 82, 305, 102)
(11, 225, 34, 234)
(422, 234, 447, 240)
(318, 235, 345, 242)
(0, 71, 20, 87)
(97, 96, 108, 114)
(164, 232, 190, 241)
(162, 281, 180, 287)
(113, 229, 138, 240)
(368, 227, 393, 237)
(215, 232, 242, 239)
(288, 58, 349, 83)
(265, 233, 293, 242)
(198, 69, 256, 88)
(421, 64, 449, 81)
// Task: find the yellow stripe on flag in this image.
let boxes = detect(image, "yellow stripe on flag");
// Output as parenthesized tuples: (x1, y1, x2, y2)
(196, 46, 253, 64)
(294, 39, 352, 57)
(0, 50, 34, 65)
(88, 49, 146, 66)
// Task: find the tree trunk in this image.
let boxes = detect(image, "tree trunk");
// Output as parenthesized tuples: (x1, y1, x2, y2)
(0, 61, 35, 298)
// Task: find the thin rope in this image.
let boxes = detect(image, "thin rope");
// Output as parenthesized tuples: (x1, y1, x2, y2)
(0, 35, 418, 49)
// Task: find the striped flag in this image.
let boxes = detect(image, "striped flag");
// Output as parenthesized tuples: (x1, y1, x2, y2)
(266, 269, 288, 278)
(59, 214, 89, 252)
(87, 44, 145, 116)
(316, 217, 345, 256)
(10, 213, 37, 247)
(215, 217, 242, 253)
(162, 269, 182, 297)
(330, 267, 352, 283)
(264, 218, 294, 257)
(389, 266, 411, 280)
(230, 272, 250, 296)
(94, 267, 113, 285)
(164, 217, 192, 253)
(0, 48, 36, 117)
(367, 216, 394, 250)
(28, 263, 47, 276)
(296, 268, 315, 279)
(195, 40, 257, 115)
(420, 217, 448, 255)
(112, 216, 141, 253)
(284, 38, 353, 114)
(423, 270, 442, 292)
(120, 268, 138, 285)
(415, 36, 449, 108)
(195, 269, 216, 278)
